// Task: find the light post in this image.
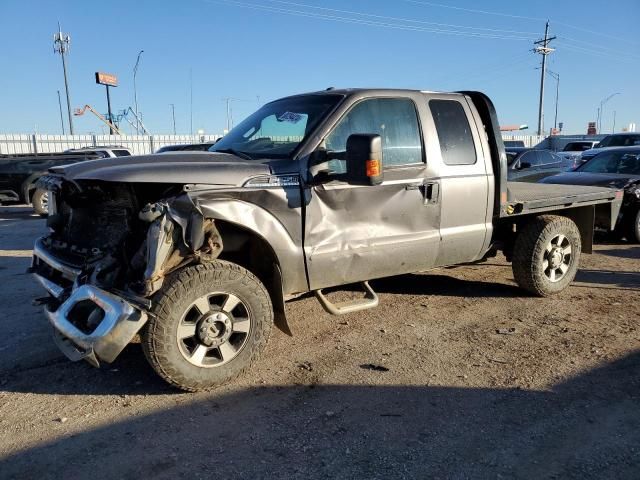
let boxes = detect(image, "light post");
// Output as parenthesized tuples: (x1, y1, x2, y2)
(170, 104, 176, 134)
(598, 93, 620, 133)
(547, 70, 559, 132)
(133, 50, 144, 135)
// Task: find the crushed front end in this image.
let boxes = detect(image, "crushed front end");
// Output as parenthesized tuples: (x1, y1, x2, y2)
(30, 175, 222, 366)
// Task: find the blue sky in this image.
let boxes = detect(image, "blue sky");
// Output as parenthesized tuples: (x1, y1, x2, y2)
(0, 0, 638, 136)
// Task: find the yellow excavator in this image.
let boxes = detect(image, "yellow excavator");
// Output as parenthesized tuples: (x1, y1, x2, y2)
(74, 105, 123, 135)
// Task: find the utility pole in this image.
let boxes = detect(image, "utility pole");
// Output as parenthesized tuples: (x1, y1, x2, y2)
(170, 103, 176, 134)
(612, 110, 616, 133)
(189, 68, 193, 135)
(56, 90, 65, 134)
(53, 23, 74, 134)
(534, 21, 556, 136)
(133, 50, 144, 135)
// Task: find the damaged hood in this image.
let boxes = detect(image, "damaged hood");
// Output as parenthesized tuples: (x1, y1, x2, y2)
(49, 151, 271, 186)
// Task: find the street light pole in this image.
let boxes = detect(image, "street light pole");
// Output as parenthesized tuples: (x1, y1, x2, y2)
(547, 70, 560, 132)
(598, 93, 620, 133)
(133, 50, 144, 135)
(53, 23, 74, 135)
(170, 103, 176, 135)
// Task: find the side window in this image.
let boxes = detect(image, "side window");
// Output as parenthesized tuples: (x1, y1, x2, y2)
(325, 98, 423, 168)
(429, 99, 476, 166)
(113, 150, 131, 157)
(520, 151, 539, 167)
(538, 151, 561, 166)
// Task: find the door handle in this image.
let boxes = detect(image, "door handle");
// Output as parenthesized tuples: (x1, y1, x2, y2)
(424, 182, 439, 204)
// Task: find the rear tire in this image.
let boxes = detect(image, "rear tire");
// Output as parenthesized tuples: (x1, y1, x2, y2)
(141, 261, 273, 392)
(512, 215, 581, 297)
(31, 188, 48, 217)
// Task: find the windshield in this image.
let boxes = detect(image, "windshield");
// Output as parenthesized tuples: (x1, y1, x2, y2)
(210, 94, 343, 159)
(577, 150, 640, 174)
(596, 134, 640, 148)
(563, 142, 592, 152)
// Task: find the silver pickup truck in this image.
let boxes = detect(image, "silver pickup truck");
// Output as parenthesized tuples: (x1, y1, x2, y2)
(31, 89, 622, 391)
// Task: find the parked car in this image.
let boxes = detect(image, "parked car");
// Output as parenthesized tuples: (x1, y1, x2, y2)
(503, 140, 525, 148)
(64, 146, 132, 158)
(0, 151, 102, 215)
(580, 133, 640, 163)
(556, 141, 600, 169)
(541, 146, 640, 242)
(507, 148, 569, 182)
(31, 88, 621, 391)
(156, 142, 218, 153)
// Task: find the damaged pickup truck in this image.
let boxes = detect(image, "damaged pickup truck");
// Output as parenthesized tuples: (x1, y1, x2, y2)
(31, 89, 623, 391)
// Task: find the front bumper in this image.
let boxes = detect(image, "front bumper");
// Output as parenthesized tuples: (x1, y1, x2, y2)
(31, 237, 148, 367)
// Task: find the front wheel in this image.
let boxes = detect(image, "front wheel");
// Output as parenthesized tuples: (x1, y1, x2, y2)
(141, 261, 273, 391)
(512, 215, 581, 297)
(624, 208, 640, 244)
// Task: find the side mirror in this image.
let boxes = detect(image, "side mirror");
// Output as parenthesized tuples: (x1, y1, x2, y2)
(346, 134, 384, 185)
(519, 161, 532, 170)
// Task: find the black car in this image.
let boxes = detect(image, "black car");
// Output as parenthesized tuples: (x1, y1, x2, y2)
(156, 141, 218, 153)
(506, 148, 569, 182)
(541, 147, 640, 242)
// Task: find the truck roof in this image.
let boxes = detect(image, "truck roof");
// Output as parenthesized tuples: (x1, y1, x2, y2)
(276, 88, 456, 101)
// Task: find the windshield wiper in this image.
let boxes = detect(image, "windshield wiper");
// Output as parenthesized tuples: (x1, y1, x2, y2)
(214, 148, 253, 160)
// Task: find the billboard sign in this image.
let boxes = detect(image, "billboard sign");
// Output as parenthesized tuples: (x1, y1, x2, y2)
(95, 72, 118, 87)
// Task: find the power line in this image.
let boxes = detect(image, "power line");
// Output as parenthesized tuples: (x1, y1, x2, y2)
(263, 0, 540, 36)
(208, 0, 537, 40)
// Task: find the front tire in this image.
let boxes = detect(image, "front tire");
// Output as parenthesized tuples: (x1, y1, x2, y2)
(512, 215, 581, 297)
(141, 261, 273, 391)
(624, 208, 640, 244)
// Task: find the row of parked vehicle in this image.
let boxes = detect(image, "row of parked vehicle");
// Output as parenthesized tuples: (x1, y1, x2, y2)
(505, 132, 640, 242)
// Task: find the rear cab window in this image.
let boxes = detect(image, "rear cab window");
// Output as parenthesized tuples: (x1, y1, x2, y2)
(428, 99, 477, 166)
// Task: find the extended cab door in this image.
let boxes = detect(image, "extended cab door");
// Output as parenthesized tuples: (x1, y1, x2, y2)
(424, 95, 493, 266)
(302, 95, 441, 290)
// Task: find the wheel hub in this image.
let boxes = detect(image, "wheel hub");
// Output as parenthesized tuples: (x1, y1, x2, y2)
(549, 248, 564, 268)
(197, 312, 233, 347)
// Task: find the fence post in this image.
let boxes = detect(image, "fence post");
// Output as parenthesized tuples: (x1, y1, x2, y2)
(31, 134, 38, 154)
(149, 136, 155, 154)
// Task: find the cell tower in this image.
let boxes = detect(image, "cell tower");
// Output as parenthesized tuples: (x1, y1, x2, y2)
(53, 23, 74, 135)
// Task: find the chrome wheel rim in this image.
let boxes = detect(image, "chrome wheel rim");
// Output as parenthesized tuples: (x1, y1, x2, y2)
(543, 234, 572, 283)
(40, 191, 49, 212)
(177, 292, 251, 368)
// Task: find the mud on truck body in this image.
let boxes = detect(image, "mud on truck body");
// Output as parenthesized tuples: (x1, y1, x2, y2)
(31, 89, 623, 391)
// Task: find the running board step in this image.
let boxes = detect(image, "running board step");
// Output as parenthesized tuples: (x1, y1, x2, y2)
(314, 281, 379, 315)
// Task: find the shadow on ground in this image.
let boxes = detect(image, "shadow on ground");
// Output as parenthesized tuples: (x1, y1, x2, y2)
(1, 352, 638, 479)
(575, 269, 640, 290)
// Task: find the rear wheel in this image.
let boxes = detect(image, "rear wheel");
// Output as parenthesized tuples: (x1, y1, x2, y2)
(31, 188, 48, 216)
(141, 261, 273, 391)
(512, 215, 581, 297)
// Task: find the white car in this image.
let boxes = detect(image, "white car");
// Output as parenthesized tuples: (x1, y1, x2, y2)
(64, 146, 133, 158)
(556, 141, 600, 169)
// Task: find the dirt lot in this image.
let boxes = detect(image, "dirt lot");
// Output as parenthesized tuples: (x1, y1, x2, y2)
(0, 204, 638, 479)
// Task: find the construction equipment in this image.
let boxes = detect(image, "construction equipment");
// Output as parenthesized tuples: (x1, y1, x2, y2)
(74, 105, 123, 135)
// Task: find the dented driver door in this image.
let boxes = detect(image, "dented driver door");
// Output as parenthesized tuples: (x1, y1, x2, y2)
(302, 96, 441, 291)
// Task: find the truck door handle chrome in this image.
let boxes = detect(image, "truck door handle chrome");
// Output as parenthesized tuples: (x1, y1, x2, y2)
(405, 183, 421, 190)
(425, 182, 439, 204)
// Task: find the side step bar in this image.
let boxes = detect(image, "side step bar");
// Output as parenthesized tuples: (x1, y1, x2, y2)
(314, 281, 379, 315)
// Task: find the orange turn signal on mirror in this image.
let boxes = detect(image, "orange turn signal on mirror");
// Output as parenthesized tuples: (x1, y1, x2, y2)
(366, 159, 381, 177)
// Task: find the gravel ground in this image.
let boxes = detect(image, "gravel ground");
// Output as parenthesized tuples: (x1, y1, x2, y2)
(0, 204, 638, 479)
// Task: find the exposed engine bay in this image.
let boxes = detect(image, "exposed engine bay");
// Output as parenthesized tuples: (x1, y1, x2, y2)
(30, 175, 223, 365)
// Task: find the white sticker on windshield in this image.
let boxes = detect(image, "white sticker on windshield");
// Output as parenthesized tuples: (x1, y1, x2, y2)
(277, 112, 304, 124)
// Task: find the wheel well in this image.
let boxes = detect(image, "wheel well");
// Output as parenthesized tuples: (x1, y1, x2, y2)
(214, 220, 292, 336)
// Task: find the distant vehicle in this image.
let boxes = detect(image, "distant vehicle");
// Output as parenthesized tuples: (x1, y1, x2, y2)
(541, 146, 640, 242)
(0, 151, 102, 215)
(507, 148, 570, 182)
(156, 142, 218, 153)
(503, 140, 525, 148)
(64, 146, 132, 158)
(580, 133, 640, 163)
(556, 141, 600, 169)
